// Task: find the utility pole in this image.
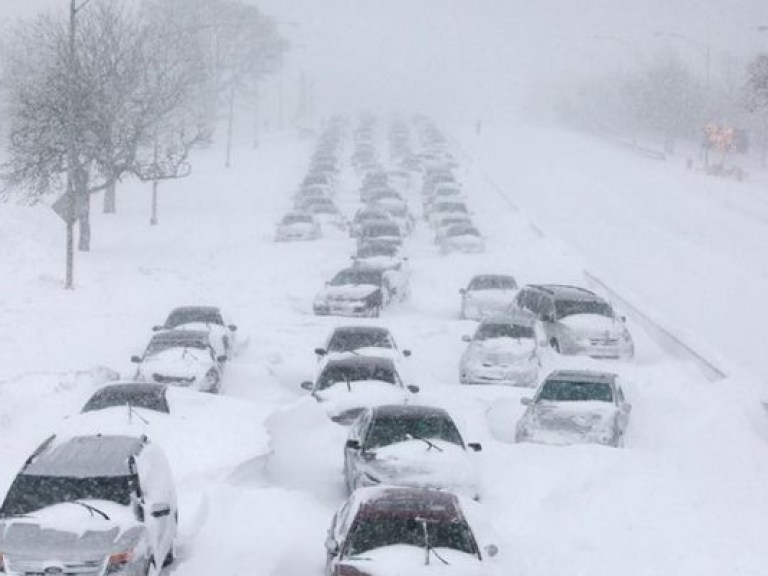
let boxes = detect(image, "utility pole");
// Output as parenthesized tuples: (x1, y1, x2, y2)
(64, 0, 80, 289)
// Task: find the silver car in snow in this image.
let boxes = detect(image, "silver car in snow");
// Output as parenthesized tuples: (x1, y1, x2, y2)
(515, 370, 631, 447)
(459, 274, 518, 320)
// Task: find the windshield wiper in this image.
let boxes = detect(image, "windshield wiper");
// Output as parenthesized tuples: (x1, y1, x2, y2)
(127, 402, 149, 425)
(345, 374, 352, 392)
(406, 433, 443, 452)
(415, 517, 450, 566)
(68, 500, 110, 521)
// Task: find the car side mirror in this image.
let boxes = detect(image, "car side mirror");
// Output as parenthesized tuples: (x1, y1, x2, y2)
(484, 544, 499, 558)
(217, 355, 228, 363)
(150, 502, 172, 518)
(151, 325, 162, 332)
(461, 335, 472, 343)
(346, 439, 361, 450)
(402, 349, 412, 357)
(300, 381, 314, 391)
(325, 537, 339, 556)
(130, 355, 142, 364)
(407, 384, 420, 394)
(314, 348, 327, 356)
(228, 324, 238, 331)
(521, 397, 532, 406)
(467, 442, 482, 452)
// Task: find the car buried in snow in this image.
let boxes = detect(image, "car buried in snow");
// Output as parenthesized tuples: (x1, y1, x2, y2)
(324, 486, 497, 576)
(357, 222, 404, 252)
(314, 267, 398, 318)
(132, 330, 226, 393)
(152, 305, 238, 358)
(275, 212, 321, 242)
(459, 274, 519, 320)
(0, 434, 177, 576)
(343, 404, 482, 498)
(300, 355, 419, 425)
(352, 242, 410, 302)
(515, 370, 631, 447)
(438, 224, 485, 255)
(459, 316, 540, 387)
(509, 284, 634, 359)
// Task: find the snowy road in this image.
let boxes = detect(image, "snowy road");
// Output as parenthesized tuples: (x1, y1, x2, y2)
(1, 122, 768, 575)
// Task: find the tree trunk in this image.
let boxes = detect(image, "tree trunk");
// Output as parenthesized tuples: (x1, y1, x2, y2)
(103, 178, 117, 214)
(78, 197, 91, 251)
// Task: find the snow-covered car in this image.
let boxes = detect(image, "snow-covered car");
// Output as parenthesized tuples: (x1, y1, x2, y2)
(0, 434, 177, 576)
(310, 202, 348, 231)
(352, 242, 410, 302)
(434, 214, 474, 244)
(153, 305, 238, 358)
(300, 355, 419, 424)
(357, 221, 403, 251)
(344, 404, 482, 497)
(132, 330, 226, 392)
(459, 274, 519, 320)
(350, 208, 393, 238)
(427, 201, 470, 227)
(459, 316, 540, 387)
(324, 486, 498, 576)
(314, 325, 411, 361)
(439, 224, 485, 254)
(314, 267, 398, 318)
(510, 284, 635, 359)
(515, 370, 631, 446)
(275, 212, 321, 241)
(370, 201, 415, 235)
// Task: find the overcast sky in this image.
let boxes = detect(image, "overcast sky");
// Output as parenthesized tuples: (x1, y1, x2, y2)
(3, 0, 767, 121)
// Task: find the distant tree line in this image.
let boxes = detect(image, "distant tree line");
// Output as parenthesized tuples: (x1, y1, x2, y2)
(0, 0, 287, 254)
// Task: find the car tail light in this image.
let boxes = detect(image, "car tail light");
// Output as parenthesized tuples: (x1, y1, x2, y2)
(0, 552, 5, 573)
(106, 550, 133, 572)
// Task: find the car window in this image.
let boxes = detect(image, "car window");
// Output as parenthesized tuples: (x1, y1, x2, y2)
(554, 298, 613, 319)
(82, 386, 169, 414)
(317, 362, 397, 390)
(328, 331, 393, 352)
(364, 413, 464, 449)
(345, 516, 476, 556)
(537, 380, 614, 402)
(475, 323, 534, 340)
(469, 276, 517, 291)
(165, 309, 224, 328)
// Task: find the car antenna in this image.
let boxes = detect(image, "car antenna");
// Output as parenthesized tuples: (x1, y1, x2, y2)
(127, 402, 149, 425)
(345, 373, 352, 392)
(415, 516, 449, 566)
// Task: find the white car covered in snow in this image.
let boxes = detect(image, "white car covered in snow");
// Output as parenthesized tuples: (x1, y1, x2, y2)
(459, 316, 540, 387)
(0, 434, 177, 576)
(515, 370, 631, 447)
(132, 330, 226, 392)
(275, 212, 321, 242)
(313, 267, 398, 318)
(438, 224, 485, 255)
(459, 274, 518, 320)
(324, 486, 498, 576)
(301, 355, 419, 425)
(153, 305, 238, 358)
(509, 284, 634, 359)
(343, 404, 482, 498)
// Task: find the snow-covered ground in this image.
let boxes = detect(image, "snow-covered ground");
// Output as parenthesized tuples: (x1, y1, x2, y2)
(1, 119, 768, 576)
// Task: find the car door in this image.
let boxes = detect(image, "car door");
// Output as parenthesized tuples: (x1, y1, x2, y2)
(345, 410, 372, 489)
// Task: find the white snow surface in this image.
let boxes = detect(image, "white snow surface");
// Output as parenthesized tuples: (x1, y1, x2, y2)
(0, 124, 766, 576)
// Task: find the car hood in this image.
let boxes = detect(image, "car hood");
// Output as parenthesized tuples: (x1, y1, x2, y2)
(558, 314, 619, 335)
(317, 285, 380, 301)
(362, 440, 478, 495)
(0, 501, 142, 559)
(527, 402, 616, 433)
(470, 338, 536, 362)
(341, 545, 484, 576)
(315, 382, 410, 421)
(140, 349, 211, 375)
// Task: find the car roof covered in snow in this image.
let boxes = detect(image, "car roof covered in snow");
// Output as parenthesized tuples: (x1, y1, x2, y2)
(24, 434, 146, 478)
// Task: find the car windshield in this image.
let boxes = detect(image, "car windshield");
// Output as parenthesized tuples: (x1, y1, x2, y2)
(356, 211, 388, 223)
(282, 214, 312, 225)
(447, 225, 479, 237)
(357, 244, 398, 258)
(330, 269, 382, 286)
(328, 331, 393, 352)
(470, 276, 517, 290)
(316, 361, 397, 390)
(475, 323, 534, 340)
(537, 380, 614, 402)
(145, 333, 210, 356)
(346, 516, 476, 556)
(555, 299, 613, 319)
(165, 308, 223, 328)
(364, 225, 400, 238)
(0, 474, 135, 516)
(82, 386, 169, 414)
(365, 413, 463, 449)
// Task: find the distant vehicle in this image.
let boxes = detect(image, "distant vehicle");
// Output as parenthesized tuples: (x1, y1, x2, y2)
(301, 355, 419, 424)
(275, 212, 321, 242)
(324, 486, 497, 576)
(427, 200, 470, 227)
(352, 242, 410, 302)
(434, 215, 474, 243)
(350, 208, 392, 238)
(369, 199, 414, 235)
(460, 274, 519, 320)
(515, 370, 631, 446)
(132, 330, 226, 393)
(357, 222, 403, 251)
(309, 202, 347, 231)
(343, 404, 482, 497)
(509, 285, 634, 359)
(314, 325, 411, 361)
(313, 267, 399, 318)
(459, 316, 540, 387)
(153, 305, 238, 358)
(0, 434, 177, 576)
(439, 225, 485, 254)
